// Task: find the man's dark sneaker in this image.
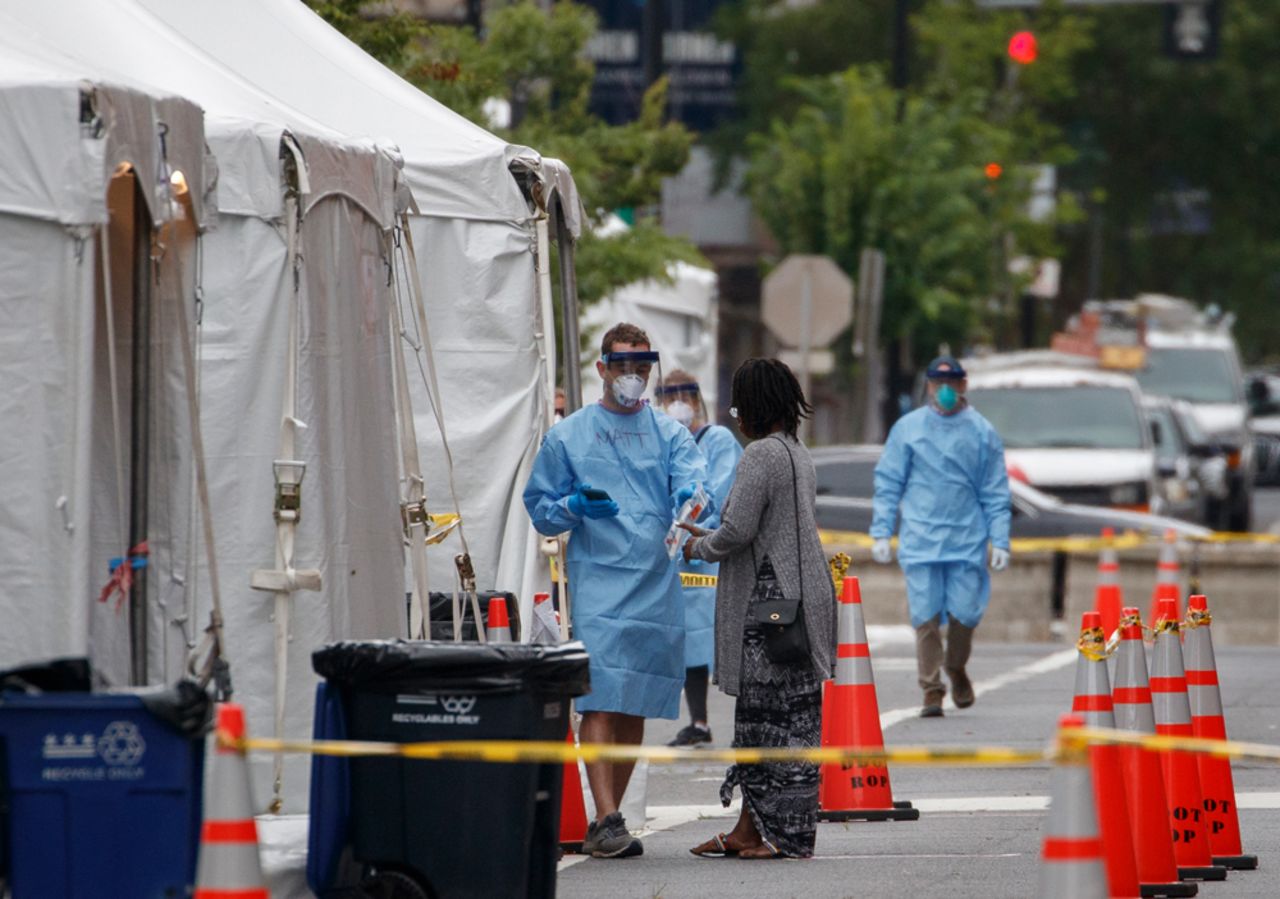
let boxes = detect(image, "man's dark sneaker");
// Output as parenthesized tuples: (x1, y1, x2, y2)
(667, 724, 712, 747)
(947, 667, 975, 709)
(920, 690, 945, 718)
(589, 812, 643, 858)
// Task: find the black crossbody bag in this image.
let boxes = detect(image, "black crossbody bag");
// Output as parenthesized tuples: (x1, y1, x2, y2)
(749, 436, 811, 665)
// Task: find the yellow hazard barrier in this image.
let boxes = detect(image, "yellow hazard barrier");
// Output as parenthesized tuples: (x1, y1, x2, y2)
(819, 528, 1280, 554)
(228, 725, 1280, 769)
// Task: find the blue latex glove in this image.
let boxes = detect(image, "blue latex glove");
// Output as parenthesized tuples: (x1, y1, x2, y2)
(567, 485, 619, 520)
(674, 483, 697, 508)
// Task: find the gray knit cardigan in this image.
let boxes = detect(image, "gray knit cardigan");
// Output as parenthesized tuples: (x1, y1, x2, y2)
(688, 432, 836, 695)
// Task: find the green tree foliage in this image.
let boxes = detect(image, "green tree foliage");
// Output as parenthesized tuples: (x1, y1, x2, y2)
(1048, 3, 1280, 362)
(307, 0, 701, 305)
(737, 1, 1086, 359)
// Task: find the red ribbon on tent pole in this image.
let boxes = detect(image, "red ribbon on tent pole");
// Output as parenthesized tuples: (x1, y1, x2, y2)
(97, 541, 150, 610)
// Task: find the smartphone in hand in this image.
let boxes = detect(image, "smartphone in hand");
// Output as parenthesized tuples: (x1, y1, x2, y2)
(581, 488, 612, 502)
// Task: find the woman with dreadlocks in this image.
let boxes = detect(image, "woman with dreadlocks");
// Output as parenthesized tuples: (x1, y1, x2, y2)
(680, 358, 836, 859)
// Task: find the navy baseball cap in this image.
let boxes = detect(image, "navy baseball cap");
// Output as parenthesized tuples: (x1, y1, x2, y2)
(925, 355, 966, 380)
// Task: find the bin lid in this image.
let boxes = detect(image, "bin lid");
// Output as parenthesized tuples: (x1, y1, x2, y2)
(312, 640, 591, 696)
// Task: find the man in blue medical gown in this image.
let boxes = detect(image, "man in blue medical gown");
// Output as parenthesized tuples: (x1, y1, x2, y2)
(524, 322, 707, 858)
(870, 356, 1011, 719)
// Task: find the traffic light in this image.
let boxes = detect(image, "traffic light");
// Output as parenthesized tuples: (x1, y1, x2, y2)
(1007, 30, 1037, 66)
(984, 162, 1004, 181)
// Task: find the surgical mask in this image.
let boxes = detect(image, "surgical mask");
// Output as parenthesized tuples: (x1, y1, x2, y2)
(665, 400, 695, 428)
(612, 373, 646, 407)
(936, 383, 959, 412)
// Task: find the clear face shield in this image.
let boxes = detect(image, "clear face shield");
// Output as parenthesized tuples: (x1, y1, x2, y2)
(601, 350, 662, 409)
(655, 381, 708, 430)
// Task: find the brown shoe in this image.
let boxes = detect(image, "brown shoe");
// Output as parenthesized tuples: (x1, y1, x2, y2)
(920, 690, 945, 718)
(947, 666, 974, 708)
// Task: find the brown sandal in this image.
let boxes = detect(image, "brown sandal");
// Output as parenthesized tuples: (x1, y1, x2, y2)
(690, 833, 751, 857)
(739, 839, 783, 859)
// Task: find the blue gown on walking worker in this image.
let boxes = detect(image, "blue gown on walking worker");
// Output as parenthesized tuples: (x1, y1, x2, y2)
(871, 405, 1011, 628)
(680, 424, 743, 671)
(523, 402, 708, 719)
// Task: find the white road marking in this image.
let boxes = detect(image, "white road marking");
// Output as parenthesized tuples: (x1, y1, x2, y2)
(879, 648, 1078, 730)
(816, 853, 1022, 861)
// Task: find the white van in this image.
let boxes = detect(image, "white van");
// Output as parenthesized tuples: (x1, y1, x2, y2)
(966, 366, 1159, 513)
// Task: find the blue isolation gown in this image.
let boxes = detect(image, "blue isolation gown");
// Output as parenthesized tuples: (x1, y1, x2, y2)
(870, 405, 1011, 628)
(680, 424, 743, 671)
(523, 402, 708, 718)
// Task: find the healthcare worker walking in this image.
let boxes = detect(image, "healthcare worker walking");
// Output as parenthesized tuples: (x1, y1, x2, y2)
(523, 322, 708, 858)
(657, 370, 743, 747)
(870, 355, 1011, 718)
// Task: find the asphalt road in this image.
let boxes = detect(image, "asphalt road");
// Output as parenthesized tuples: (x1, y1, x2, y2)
(557, 636, 1280, 898)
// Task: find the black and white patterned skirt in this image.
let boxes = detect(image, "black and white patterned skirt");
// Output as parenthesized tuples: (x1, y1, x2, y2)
(719, 557, 823, 858)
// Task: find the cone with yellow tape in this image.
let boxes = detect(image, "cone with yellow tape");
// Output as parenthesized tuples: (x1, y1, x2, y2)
(1183, 594, 1257, 870)
(1038, 714, 1108, 899)
(1072, 611, 1140, 897)
(194, 704, 268, 899)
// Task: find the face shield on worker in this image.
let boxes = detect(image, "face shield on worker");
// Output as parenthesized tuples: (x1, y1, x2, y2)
(655, 373, 707, 431)
(599, 349, 663, 410)
(925, 355, 968, 415)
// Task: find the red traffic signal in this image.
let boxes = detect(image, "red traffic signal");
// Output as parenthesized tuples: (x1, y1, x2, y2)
(1008, 31, 1038, 65)
(984, 162, 1004, 181)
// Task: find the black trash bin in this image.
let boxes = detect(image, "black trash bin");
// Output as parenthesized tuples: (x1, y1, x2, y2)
(307, 640, 590, 899)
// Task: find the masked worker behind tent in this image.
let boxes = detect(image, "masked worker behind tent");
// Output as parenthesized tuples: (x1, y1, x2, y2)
(870, 355, 1011, 719)
(523, 322, 708, 859)
(657, 370, 743, 748)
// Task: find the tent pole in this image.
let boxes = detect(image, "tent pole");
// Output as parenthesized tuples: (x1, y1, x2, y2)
(554, 200, 582, 413)
(128, 181, 153, 686)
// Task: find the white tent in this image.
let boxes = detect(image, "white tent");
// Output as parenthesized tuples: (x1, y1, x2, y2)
(132, 0, 584, 622)
(1, 3, 413, 811)
(0, 36, 210, 687)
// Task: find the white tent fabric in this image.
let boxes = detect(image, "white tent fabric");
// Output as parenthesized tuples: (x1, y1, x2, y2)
(133, 0, 582, 623)
(2, 3, 411, 810)
(0, 41, 207, 682)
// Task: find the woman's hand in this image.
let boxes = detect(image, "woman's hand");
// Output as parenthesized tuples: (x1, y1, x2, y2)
(681, 536, 698, 562)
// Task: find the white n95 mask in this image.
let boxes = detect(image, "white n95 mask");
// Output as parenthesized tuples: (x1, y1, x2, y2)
(612, 374, 646, 407)
(665, 400, 695, 428)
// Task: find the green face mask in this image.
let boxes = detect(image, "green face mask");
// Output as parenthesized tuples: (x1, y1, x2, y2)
(936, 383, 959, 411)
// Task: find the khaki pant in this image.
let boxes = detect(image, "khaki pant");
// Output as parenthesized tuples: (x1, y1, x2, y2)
(916, 615, 975, 696)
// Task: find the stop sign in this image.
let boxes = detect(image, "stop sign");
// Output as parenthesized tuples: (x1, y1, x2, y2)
(761, 254, 854, 348)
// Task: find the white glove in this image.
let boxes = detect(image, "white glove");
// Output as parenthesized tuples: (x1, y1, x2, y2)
(871, 538, 893, 565)
(990, 546, 1010, 572)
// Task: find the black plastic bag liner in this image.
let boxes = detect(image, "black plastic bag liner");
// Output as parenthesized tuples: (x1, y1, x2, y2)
(0, 657, 92, 693)
(312, 640, 591, 697)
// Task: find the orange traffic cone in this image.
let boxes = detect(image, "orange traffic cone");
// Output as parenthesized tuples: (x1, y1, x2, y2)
(1183, 594, 1257, 870)
(1095, 527, 1123, 637)
(1112, 607, 1199, 897)
(818, 576, 918, 822)
(1152, 598, 1228, 882)
(1038, 714, 1108, 899)
(194, 704, 268, 899)
(487, 595, 513, 642)
(1149, 529, 1182, 626)
(559, 725, 589, 852)
(1072, 612, 1140, 897)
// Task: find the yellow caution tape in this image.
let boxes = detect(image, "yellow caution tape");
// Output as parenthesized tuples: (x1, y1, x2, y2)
(819, 528, 1280, 554)
(1153, 616, 1181, 635)
(1076, 626, 1114, 662)
(234, 735, 1046, 767)
(1184, 608, 1212, 629)
(228, 724, 1280, 768)
(424, 513, 461, 546)
(680, 572, 718, 588)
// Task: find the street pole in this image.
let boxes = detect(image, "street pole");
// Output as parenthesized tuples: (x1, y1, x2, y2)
(129, 182, 152, 686)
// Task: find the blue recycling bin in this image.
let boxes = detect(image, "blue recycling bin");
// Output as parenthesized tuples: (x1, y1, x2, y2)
(0, 688, 206, 898)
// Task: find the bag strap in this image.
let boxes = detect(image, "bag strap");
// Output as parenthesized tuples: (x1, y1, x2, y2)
(750, 435, 803, 602)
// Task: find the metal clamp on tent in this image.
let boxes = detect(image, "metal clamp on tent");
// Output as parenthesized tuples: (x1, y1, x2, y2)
(272, 459, 306, 523)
